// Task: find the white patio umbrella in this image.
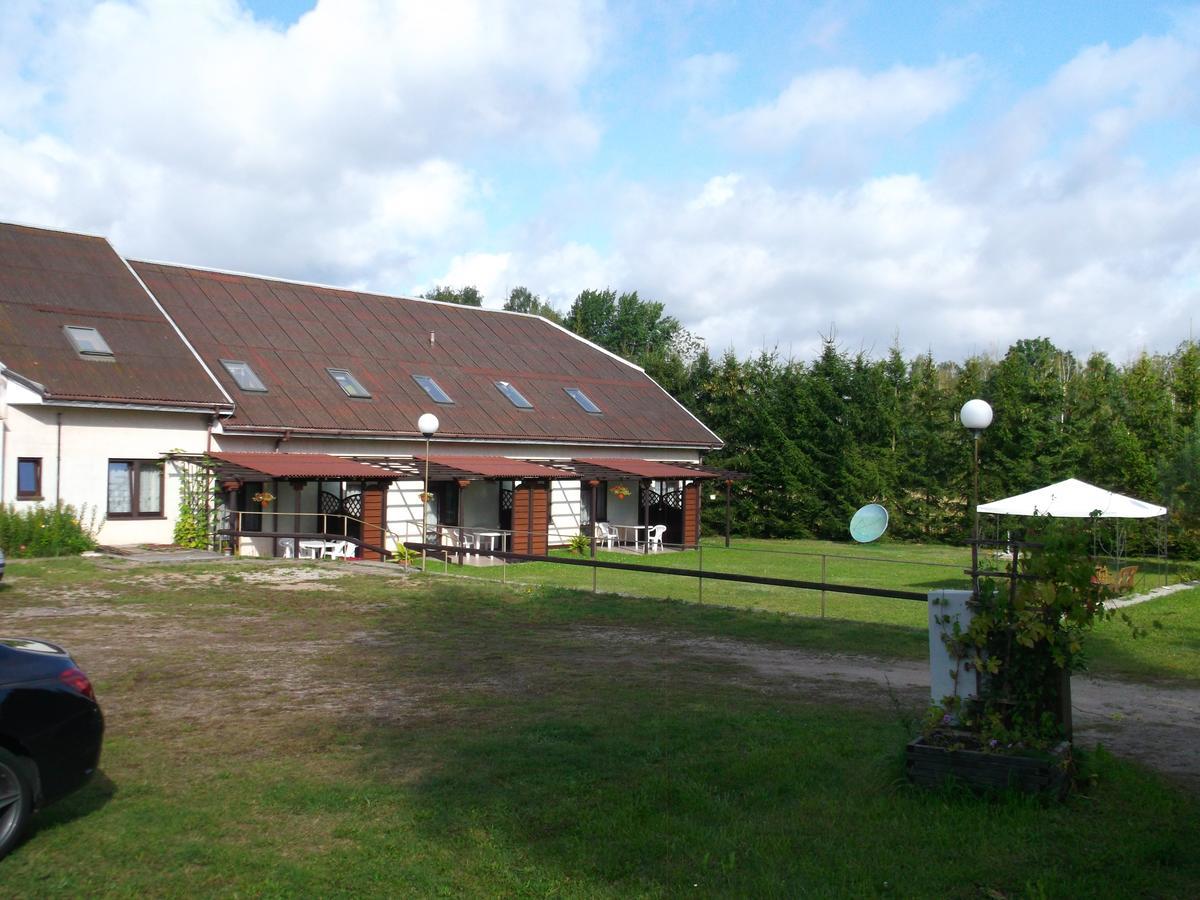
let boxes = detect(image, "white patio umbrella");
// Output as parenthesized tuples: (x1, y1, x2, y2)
(977, 478, 1166, 519)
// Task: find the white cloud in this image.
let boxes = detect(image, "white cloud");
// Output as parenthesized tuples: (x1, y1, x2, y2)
(4, 2, 1198, 371)
(427, 241, 619, 312)
(425, 142, 1199, 360)
(950, 34, 1200, 197)
(432, 251, 513, 305)
(471, 27, 1199, 363)
(715, 58, 977, 151)
(637, 156, 1198, 361)
(0, 0, 604, 283)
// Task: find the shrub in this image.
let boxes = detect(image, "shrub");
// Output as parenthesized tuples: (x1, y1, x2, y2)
(566, 533, 592, 555)
(933, 514, 1154, 750)
(0, 503, 100, 557)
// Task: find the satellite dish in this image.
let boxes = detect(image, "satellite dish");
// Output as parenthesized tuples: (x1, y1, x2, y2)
(849, 503, 889, 543)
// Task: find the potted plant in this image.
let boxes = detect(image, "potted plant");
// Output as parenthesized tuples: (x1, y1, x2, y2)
(908, 515, 1154, 798)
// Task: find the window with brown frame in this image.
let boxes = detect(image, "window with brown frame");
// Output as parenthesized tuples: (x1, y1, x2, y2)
(107, 459, 164, 518)
(17, 458, 42, 500)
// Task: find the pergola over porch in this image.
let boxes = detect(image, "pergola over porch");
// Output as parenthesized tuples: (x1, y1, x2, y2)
(347, 455, 576, 555)
(208, 451, 405, 559)
(571, 458, 738, 551)
(202, 450, 745, 559)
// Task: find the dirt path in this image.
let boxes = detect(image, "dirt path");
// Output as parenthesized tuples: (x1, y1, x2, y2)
(586, 627, 1200, 790)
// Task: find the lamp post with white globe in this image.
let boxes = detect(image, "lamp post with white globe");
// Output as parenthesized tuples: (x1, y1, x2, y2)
(418, 412, 440, 570)
(960, 399, 993, 598)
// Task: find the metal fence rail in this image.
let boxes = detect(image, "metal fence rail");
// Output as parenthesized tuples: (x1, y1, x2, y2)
(403, 541, 930, 602)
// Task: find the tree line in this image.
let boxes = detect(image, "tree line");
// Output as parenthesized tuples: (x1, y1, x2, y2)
(426, 284, 1200, 553)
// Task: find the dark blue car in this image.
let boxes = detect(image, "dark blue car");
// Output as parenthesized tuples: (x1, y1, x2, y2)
(0, 637, 104, 858)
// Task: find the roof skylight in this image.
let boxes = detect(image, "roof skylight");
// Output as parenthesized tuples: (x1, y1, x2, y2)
(221, 359, 268, 392)
(413, 374, 453, 404)
(495, 380, 533, 409)
(63, 325, 113, 359)
(327, 368, 371, 398)
(565, 388, 601, 414)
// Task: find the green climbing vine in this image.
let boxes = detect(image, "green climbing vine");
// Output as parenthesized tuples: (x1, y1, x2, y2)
(931, 514, 1158, 751)
(169, 453, 219, 550)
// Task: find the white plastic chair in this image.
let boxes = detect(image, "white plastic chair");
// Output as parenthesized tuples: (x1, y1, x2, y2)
(329, 540, 356, 560)
(647, 524, 666, 551)
(595, 522, 616, 549)
(442, 529, 476, 555)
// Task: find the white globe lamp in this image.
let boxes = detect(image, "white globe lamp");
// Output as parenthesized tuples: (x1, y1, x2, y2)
(960, 399, 993, 434)
(418, 412, 440, 438)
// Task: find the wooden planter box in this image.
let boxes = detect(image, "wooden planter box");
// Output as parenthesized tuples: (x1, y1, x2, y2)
(906, 735, 1072, 799)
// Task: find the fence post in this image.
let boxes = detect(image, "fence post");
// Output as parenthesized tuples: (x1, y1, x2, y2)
(698, 541, 703, 603)
(592, 561, 598, 593)
(820, 554, 827, 618)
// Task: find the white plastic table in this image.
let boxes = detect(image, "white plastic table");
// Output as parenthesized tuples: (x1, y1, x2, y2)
(474, 531, 506, 554)
(614, 524, 645, 549)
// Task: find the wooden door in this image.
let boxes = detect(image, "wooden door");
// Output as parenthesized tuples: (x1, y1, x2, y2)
(360, 483, 386, 560)
(511, 479, 549, 556)
(681, 481, 701, 549)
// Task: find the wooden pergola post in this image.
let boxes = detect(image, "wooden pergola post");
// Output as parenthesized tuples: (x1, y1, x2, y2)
(642, 478, 650, 555)
(222, 480, 241, 556)
(724, 479, 732, 548)
(588, 479, 599, 558)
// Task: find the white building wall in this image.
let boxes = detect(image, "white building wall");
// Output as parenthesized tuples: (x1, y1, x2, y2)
(386, 481, 426, 550)
(549, 480, 582, 545)
(0, 395, 210, 546)
(1, 377, 714, 554)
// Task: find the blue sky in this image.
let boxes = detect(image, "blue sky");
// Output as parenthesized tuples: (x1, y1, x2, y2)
(2, 1, 1198, 361)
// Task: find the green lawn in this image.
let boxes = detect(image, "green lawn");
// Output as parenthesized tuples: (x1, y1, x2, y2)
(0, 558, 1197, 897)
(463, 537, 968, 627)
(453, 537, 1200, 685)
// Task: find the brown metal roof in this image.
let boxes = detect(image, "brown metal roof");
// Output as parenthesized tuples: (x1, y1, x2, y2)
(130, 261, 722, 448)
(0, 224, 231, 409)
(573, 457, 715, 479)
(415, 455, 570, 479)
(208, 451, 402, 480)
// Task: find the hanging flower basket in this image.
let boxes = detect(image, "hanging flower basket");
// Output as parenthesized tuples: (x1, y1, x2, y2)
(610, 485, 631, 500)
(251, 491, 275, 507)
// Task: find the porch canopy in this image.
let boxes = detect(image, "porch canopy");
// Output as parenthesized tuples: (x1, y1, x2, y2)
(977, 478, 1167, 519)
(413, 455, 572, 481)
(208, 451, 405, 482)
(571, 457, 733, 481)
